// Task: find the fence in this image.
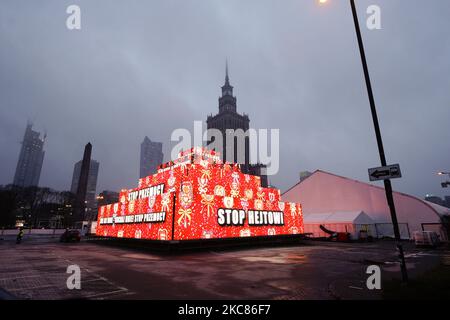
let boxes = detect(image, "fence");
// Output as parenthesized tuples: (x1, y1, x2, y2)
(303, 222, 411, 240)
(421, 223, 449, 242)
(0, 228, 67, 236)
(373, 223, 411, 240)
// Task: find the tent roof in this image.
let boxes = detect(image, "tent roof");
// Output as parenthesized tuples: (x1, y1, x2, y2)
(303, 213, 333, 223)
(283, 170, 447, 221)
(423, 201, 450, 217)
(303, 211, 374, 224)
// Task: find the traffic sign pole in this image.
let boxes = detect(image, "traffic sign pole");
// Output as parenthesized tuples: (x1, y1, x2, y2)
(369, 164, 402, 181)
(350, 0, 408, 282)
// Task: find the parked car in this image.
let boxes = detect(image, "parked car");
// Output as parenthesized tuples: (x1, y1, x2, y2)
(60, 229, 81, 243)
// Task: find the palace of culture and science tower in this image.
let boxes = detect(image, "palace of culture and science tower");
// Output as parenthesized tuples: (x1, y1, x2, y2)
(206, 64, 268, 187)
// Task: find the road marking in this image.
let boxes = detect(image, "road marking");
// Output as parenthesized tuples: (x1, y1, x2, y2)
(349, 286, 363, 290)
(209, 251, 228, 256)
(0, 274, 41, 282)
(83, 288, 129, 299)
(7, 284, 54, 291)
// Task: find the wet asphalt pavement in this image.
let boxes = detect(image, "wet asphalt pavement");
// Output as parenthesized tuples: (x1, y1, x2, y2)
(0, 235, 445, 300)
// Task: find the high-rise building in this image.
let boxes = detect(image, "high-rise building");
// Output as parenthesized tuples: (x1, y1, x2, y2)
(13, 123, 46, 187)
(206, 62, 250, 165)
(97, 190, 119, 207)
(73, 143, 92, 223)
(206, 63, 268, 187)
(425, 194, 444, 206)
(444, 196, 450, 208)
(299, 171, 313, 182)
(140, 137, 163, 178)
(71, 158, 99, 212)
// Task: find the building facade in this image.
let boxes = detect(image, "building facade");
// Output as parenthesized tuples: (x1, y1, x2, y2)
(97, 190, 119, 207)
(206, 64, 268, 187)
(206, 64, 250, 165)
(425, 195, 444, 207)
(299, 171, 313, 182)
(13, 123, 46, 187)
(140, 137, 163, 179)
(445, 196, 450, 208)
(71, 158, 99, 214)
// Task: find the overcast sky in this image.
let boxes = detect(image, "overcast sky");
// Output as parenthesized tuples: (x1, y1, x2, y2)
(1, 0, 449, 199)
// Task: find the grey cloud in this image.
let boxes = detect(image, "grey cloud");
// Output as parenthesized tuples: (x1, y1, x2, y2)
(0, 0, 449, 199)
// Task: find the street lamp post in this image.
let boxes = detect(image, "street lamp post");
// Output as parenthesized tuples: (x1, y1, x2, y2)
(438, 172, 450, 188)
(348, 0, 408, 282)
(317, 0, 409, 281)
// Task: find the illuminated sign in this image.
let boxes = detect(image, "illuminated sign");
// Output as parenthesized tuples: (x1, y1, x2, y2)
(99, 212, 166, 225)
(217, 209, 284, 226)
(96, 147, 303, 241)
(127, 184, 164, 201)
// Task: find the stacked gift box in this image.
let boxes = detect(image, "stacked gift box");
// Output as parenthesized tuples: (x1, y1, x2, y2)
(97, 147, 303, 241)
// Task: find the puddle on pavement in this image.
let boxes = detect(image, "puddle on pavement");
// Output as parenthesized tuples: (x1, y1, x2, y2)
(383, 262, 416, 272)
(267, 280, 296, 291)
(121, 253, 160, 260)
(240, 253, 306, 264)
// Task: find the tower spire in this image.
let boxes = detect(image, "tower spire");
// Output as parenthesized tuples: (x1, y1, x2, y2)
(219, 60, 235, 110)
(225, 59, 230, 85)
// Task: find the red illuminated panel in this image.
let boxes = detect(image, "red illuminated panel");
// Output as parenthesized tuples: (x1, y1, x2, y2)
(174, 191, 303, 240)
(96, 147, 303, 241)
(96, 192, 174, 241)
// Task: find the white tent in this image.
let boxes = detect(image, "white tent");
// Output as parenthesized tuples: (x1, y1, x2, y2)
(423, 201, 450, 218)
(303, 211, 375, 239)
(283, 170, 449, 240)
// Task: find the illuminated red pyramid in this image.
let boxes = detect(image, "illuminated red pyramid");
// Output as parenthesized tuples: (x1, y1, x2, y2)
(96, 147, 304, 241)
